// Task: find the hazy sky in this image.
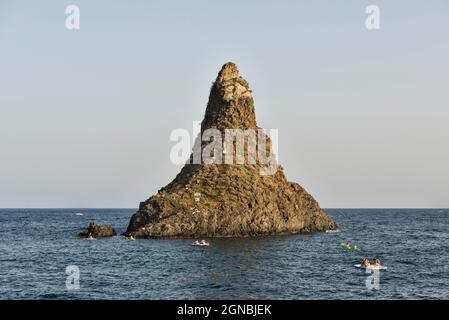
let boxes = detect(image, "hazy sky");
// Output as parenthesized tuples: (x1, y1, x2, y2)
(1, 0, 448, 208)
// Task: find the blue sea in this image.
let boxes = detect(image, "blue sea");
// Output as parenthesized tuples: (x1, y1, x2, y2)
(0, 209, 448, 300)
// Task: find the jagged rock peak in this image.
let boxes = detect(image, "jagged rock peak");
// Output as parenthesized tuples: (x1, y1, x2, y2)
(217, 62, 239, 82)
(124, 63, 337, 238)
(202, 62, 255, 131)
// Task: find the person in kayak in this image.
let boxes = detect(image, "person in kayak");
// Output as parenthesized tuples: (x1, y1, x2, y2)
(361, 258, 370, 267)
(372, 256, 382, 267)
(341, 243, 350, 249)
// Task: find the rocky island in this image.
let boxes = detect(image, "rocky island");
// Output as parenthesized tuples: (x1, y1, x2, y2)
(125, 62, 336, 238)
(79, 222, 116, 238)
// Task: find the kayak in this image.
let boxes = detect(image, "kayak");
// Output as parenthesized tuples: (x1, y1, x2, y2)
(354, 264, 387, 270)
(340, 244, 360, 251)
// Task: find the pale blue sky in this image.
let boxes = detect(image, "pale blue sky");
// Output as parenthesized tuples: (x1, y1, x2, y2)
(1, 0, 448, 208)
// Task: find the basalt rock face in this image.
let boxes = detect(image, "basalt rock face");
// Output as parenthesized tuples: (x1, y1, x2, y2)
(79, 222, 116, 238)
(125, 62, 336, 238)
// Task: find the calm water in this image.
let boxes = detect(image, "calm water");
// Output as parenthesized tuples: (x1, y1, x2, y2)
(0, 209, 448, 299)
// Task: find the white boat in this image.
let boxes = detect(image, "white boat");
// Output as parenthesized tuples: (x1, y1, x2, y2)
(354, 264, 387, 270)
(192, 242, 209, 247)
(75, 213, 84, 216)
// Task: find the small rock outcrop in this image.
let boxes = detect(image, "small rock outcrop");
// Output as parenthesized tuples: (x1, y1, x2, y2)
(125, 62, 337, 238)
(79, 222, 116, 238)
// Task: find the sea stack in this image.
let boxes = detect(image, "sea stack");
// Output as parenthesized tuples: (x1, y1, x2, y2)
(125, 62, 337, 238)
